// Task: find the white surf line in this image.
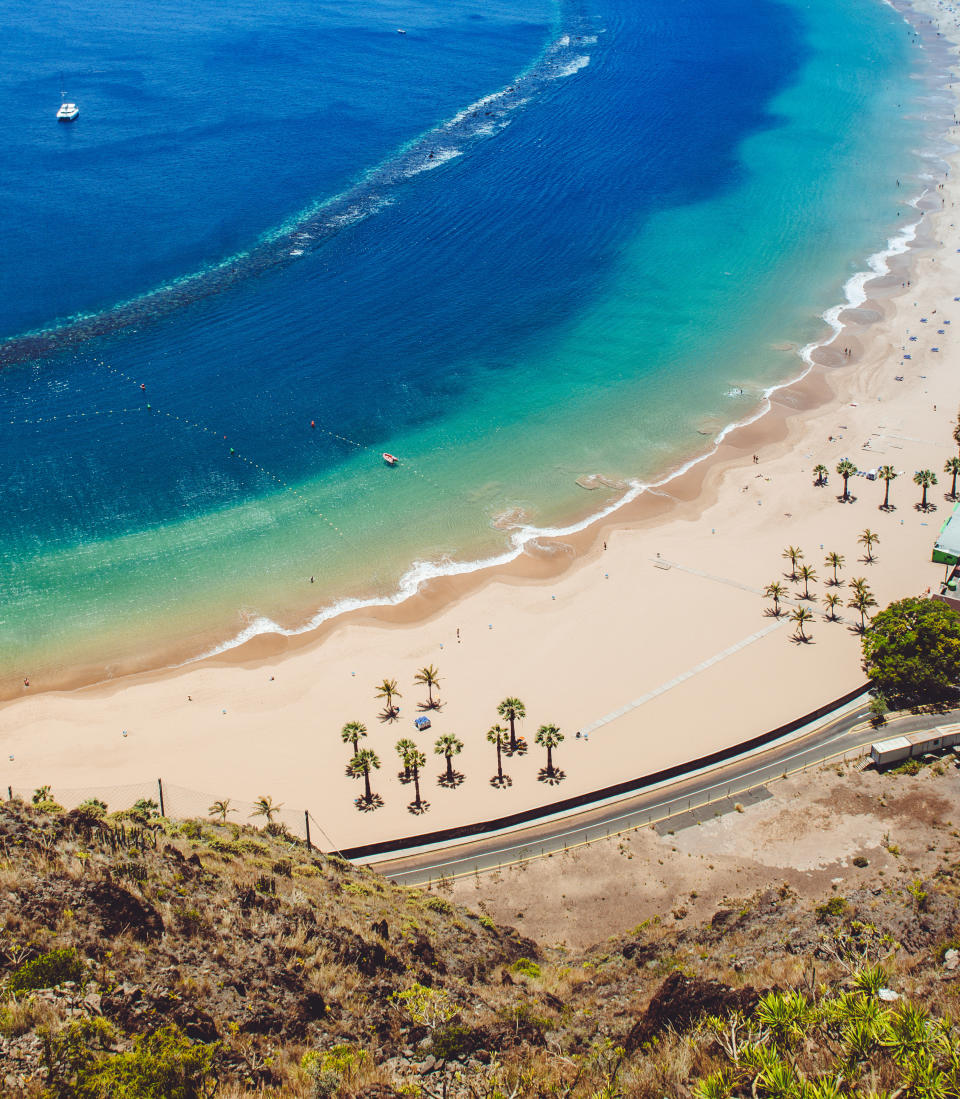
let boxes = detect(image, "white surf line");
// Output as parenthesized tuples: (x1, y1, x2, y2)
(579, 617, 788, 737)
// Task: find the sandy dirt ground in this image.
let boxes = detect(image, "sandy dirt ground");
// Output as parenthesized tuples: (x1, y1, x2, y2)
(1, 0, 960, 854)
(446, 758, 960, 949)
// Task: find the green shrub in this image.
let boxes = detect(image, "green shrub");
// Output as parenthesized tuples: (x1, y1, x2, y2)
(302, 1044, 367, 1097)
(432, 1022, 480, 1061)
(33, 799, 65, 814)
(42, 1019, 215, 1098)
(8, 948, 85, 995)
(426, 896, 452, 914)
(816, 897, 848, 920)
(271, 858, 293, 877)
(478, 915, 496, 931)
(237, 839, 268, 856)
(892, 758, 922, 776)
(206, 837, 240, 856)
(78, 799, 108, 818)
(510, 957, 542, 979)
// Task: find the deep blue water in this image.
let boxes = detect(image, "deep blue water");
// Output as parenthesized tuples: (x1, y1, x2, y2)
(0, 0, 924, 683)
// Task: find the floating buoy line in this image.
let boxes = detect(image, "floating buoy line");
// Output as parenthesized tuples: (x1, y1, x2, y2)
(9, 354, 453, 560)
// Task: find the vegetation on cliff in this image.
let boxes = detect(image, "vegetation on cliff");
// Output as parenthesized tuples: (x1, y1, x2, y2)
(1, 795, 959, 1096)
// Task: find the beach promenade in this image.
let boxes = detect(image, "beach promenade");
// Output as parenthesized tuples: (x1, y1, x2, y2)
(3, 0, 960, 853)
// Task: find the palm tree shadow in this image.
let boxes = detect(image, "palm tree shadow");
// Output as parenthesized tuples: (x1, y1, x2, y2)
(490, 775, 512, 788)
(417, 700, 443, 712)
(396, 770, 413, 785)
(763, 607, 783, 618)
(790, 634, 814, 646)
(355, 794, 384, 813)
(837, 494, 858, 504)
(915, 502, 937, 513)
(538, 768, 566, 785)
(437, 771, 464, 789)
(407, 800, 431, 815)
(377, 708, 400, 724)
(858, 555, 875, 565)
(505, 740, 528, 758)
(848, 622, 866, 635)
(879, 503, 896, 513)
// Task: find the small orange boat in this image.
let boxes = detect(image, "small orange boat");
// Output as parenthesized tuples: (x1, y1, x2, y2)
(382, 453, 399, 466)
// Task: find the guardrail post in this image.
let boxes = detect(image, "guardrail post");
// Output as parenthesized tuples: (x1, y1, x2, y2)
(157, 778, 165, 817)
(6, 786, 10, 800)
(304, 812, 311, 851)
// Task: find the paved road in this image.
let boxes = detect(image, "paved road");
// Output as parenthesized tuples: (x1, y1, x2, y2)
(367, 699, 957, 886)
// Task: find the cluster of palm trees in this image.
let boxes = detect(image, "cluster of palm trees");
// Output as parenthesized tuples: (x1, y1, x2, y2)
(765, 539, 878, 641)
(339, 692, 565, 812)
(207, 795, 281, 825)
(373, 664, 441, 722)
(813, 457, 958, 512)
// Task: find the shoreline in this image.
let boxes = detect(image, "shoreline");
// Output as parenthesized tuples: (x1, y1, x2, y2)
(0, 0, 940, 702)
(2, 0, 960, 850)
(3, 202, 936, 700)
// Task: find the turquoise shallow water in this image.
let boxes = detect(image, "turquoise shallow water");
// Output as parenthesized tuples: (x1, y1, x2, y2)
(0, 0, 938, 688)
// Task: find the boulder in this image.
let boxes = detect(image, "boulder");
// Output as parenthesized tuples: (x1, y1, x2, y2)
(625, 971, 760, 1050)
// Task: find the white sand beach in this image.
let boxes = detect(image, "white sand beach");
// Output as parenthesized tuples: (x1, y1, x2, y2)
(3, 0, 960, 852)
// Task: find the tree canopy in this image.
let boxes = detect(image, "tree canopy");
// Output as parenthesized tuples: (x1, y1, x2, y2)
(861, 596, 960, 705)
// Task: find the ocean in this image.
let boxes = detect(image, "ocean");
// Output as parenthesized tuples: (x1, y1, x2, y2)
(0, 0, 934, 689)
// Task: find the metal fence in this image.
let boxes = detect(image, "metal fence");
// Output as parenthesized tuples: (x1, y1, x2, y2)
(3, 778, 341, 854)
(1, 738, 871, 883)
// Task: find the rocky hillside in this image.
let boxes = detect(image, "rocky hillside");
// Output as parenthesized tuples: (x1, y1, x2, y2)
(1, 798, 959, 1096)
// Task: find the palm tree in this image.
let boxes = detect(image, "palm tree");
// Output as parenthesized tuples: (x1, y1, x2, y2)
(497, 697, 526, 753)
(848, 587, 878, 631)
(764, 581, 785, 617)
(813, 464, 828, 486)
(946, 456, 960, 498)
(413, 665, 441, 709)
(208, 798, 235, 823)
(953, 415, 960, 456)
(790, 606, 813, 642)
(251, 795, 282, 823)
(341, 720, 367, 758)
(848, 576, 868, 598)
(858, 529, 879, 563)
(782, 546, 804, 580)
(878, 465, 898, 510)
(535, 723, 564, 778)
(823, 592, 842, 621)
(914, 469, 938, 509)
(836, 458, 858, 501)
(375, 678, 401, 715)
(404, 747, 427, 812)
(348, 749, 381, 804)
(434, 732, 464, 784)
(486, 724, 510, 786)
(797, 564, 817, 600)
(395, 737, 417, 780)
(825, 551, 845, 586)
